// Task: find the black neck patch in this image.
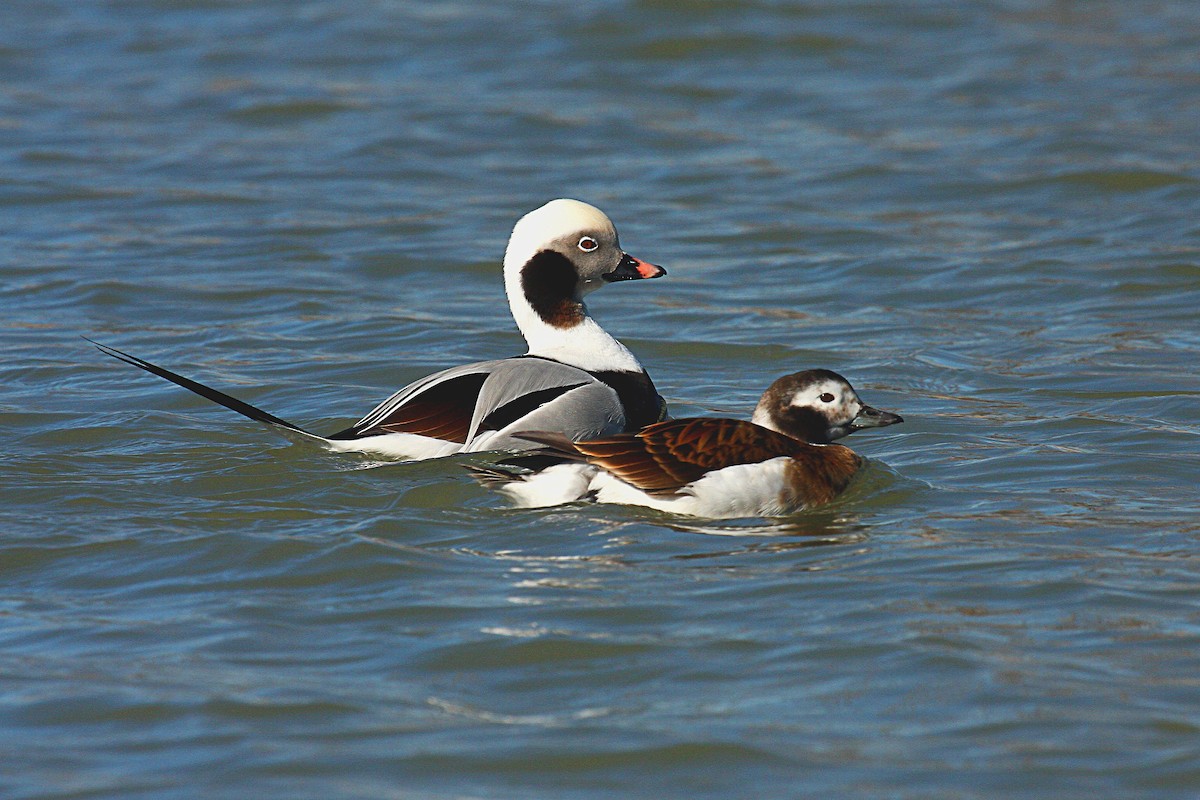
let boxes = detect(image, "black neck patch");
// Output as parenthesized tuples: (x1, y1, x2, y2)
(589, 369, 666, 431)
(520, 250, 584, 328)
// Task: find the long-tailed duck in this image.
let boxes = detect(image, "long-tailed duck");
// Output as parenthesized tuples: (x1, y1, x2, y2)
(474, 369, 902, 518)
(91, 199, 667, 460)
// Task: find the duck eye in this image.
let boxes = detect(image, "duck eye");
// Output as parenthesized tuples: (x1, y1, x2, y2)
(577, 236, 599, 252)
(819, 392, 835, 403)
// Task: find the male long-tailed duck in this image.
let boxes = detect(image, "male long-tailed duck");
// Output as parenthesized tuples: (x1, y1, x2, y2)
(91, 199, 667, 461)
(474, 369, 902, 518)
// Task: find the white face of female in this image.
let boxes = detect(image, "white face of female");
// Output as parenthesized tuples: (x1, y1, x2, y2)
(786, 377, 863, 430)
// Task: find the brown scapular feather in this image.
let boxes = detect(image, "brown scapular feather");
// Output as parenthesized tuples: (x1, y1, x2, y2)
(569, 418, 813, 495)
(355, 373, 489, 443)
(375, 399, 473, 442)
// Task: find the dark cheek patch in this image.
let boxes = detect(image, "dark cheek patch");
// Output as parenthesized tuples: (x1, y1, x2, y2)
(777, 405, 834, 444)
(521, 250, 584, 328)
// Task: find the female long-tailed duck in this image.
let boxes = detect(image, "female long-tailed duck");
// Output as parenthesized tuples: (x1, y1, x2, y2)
(474, 369, 902, 518)
(91, 199, 667, 461)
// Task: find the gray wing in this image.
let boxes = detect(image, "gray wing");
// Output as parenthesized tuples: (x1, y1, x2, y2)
(465, 375, 625, 452)
(329, 361, 498, 441)
(332, 357, 623, 448)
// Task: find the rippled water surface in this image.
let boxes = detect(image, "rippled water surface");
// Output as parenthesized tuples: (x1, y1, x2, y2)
(4, 1, 1200, 797)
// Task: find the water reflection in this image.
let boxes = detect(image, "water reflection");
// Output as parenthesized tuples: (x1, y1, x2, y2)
(662, 510, 859, 538)
(664, 514, 870, 565)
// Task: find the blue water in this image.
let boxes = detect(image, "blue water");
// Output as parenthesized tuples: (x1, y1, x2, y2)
(4, 1, 1200, 798)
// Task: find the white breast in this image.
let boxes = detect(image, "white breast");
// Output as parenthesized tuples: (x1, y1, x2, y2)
(589, 458, 799, 518)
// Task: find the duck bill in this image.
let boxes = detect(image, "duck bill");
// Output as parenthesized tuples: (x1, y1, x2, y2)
(602, 252, 666, 282)
(849, 404, 904, 431)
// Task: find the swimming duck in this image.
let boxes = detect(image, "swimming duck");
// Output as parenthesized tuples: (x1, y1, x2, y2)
(91, 199, 667, 460)
(474, 369, 902, 518)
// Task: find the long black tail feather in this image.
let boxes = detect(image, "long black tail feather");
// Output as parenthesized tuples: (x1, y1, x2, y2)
(465, 465, 526, 489)
(510, 430, 587, 459)
(465, 451, 579, 489)
(87, 338, 312, 435)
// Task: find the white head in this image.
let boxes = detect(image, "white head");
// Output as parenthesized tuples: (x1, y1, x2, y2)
(501, 199, 665, 367)
(751, 369, 903, 444)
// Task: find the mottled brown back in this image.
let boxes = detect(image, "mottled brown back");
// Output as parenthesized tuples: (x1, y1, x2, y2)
(572, 418, 813, 495)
